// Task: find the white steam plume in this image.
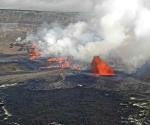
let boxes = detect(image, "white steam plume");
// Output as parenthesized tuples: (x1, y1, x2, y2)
(25, 0, 150, 73)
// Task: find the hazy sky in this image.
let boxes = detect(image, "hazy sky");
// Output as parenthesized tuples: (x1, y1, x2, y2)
(0, 0, 150, 12)
(0, 0, 95, 11)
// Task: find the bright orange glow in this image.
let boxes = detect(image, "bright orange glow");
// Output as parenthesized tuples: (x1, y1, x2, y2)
(29, 43, 40, 60)
(47, 56, 81, 70)
(91, 56, 115, 76)
(47, 57, 70, 69)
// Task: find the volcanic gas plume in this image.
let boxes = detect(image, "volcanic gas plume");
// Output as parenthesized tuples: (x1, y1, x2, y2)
(24, 0, 150, 73)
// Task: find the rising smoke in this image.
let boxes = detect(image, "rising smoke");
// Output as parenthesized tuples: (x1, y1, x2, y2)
(24, 0, 150, 73)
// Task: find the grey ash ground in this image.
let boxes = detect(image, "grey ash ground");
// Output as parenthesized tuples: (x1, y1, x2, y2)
(0, 9, 150, 125)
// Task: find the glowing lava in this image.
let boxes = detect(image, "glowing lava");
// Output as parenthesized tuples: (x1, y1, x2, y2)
(91, 56, 115, 76)
(29, 43, 41, 60)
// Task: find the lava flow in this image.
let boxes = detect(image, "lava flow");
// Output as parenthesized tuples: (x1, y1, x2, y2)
(28, 43, 115, 74)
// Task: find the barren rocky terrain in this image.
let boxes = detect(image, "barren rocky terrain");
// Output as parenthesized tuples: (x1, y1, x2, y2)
(0, 9, 149, 125)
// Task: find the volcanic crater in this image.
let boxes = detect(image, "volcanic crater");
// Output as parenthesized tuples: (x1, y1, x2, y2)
(0, 9, 150, 125)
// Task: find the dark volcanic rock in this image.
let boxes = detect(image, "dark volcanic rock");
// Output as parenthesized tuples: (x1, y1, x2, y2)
(23, 75, 64, 90)
(22, 72, 150, 93)
(0, 9, 150, 125)
(1, 87, 123, 125)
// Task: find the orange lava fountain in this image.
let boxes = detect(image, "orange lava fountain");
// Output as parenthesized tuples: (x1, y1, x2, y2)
(91, 56, 115, 76)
